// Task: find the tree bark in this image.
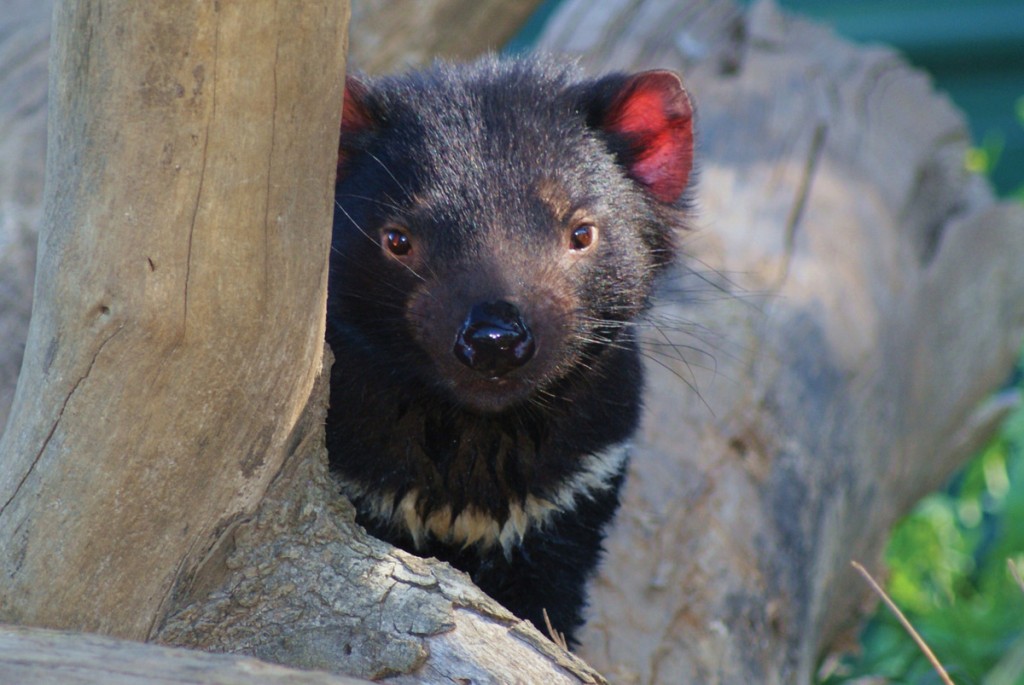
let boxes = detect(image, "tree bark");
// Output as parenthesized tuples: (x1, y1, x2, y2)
(347, 0, 543, 74)
(0, 0, 348, 637)
(0, 624, 371, 685)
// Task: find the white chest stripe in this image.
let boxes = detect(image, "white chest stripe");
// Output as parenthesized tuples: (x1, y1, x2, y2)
(341, 441, 630, 555)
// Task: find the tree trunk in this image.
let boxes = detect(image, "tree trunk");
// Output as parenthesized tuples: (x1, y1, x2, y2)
(347, 0, 543, 74)
(0, 0, 348, 637)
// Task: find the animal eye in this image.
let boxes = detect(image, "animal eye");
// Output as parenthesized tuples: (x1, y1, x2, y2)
(569, 224, 597, 251)
(382, 227, 412, 256)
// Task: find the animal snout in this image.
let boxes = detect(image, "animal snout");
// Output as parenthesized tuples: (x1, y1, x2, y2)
(453, 300, 536, 378)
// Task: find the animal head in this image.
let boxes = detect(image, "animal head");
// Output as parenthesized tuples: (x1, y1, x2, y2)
(329, 58, 694, 413)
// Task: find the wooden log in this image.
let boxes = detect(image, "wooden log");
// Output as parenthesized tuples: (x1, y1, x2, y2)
(0, 624, 371, 685)
(348, 0, 542, 74)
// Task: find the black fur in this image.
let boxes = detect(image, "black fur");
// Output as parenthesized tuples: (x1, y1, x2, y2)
(325, 57, 693, 645)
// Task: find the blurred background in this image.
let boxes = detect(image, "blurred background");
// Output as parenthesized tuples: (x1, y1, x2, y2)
(750, 2, 1024, 684)
(737, 1, 1024, 682)
(766, 0, 1024, 200)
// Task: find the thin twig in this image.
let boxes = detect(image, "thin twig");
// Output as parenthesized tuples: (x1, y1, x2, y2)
(541, 608, 568, 652)
(851, 561, 955, 685)
(1009, 558, 1024, 595)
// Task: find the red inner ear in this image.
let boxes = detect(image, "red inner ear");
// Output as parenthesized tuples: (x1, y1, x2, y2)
(338, 78, 373, 173)
(605, 71, 694, 203)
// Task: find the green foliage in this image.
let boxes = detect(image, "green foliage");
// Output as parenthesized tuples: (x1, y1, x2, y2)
(1014, 96, 1024, 202)
(966, 132, 1005, 179)
(821, 94, 1024, 684)
(822, 94, 1024, 683)
(967, 95, 1024, 201)
(820, 351, 1024, 685)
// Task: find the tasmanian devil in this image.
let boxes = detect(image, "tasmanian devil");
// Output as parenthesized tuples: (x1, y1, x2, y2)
(325, 57, 694, 645)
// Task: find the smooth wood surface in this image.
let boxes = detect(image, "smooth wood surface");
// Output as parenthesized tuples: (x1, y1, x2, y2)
(0, 0, 348, 637)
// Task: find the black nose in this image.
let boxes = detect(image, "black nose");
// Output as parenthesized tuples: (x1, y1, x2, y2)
(453, 300, 536, 377)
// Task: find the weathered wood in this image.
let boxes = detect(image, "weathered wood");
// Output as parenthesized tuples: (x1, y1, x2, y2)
(0, 625, 372, 685)
(347, 0, 542, 74)
(534, 1, 1024, 683)
(0, 0, 348, 637)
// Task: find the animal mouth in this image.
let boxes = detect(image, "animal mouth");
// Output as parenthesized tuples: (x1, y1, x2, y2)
(450, 374, 537, 413)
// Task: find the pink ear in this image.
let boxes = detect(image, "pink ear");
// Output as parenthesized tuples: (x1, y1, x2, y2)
(603, 71, 694, 203)
(338, 77, 373, 174)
